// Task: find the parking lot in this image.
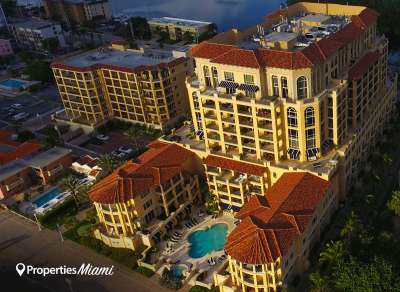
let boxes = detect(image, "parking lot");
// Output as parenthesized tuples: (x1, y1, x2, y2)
(0, 86, 61, 125)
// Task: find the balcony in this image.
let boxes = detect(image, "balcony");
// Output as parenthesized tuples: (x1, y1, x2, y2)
(6, 178, 24, 191)
(259, 132, 273, 141)
(207, 132, 220, 141)
(258, 121, 273, 130)
(48, 165, 63, 176)
(240, 129, 254, 138)
(204, 112, 217, 121)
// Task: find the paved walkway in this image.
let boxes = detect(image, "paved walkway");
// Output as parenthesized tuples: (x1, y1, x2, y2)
(0, 210, 170, 292)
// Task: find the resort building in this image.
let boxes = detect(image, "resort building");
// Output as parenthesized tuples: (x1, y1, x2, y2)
(181, 1, 397, 211)
(89, 141, 203, 251)
(51, 41, 193, 130)
(148, 17, 214, 41)
(214, 172, 338, 291)
(43, 0, 111, 26)
(8, 18, 66, 50)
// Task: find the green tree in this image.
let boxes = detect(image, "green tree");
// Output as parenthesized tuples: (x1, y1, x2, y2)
(387, 190, 400, 216)
(42, 37, 59, 54)
(204, 191, 219, 213)
(99, 154, 117, 176)
(309, 271, 327, 292)
(59, 175, 81, 208)
(333, 257, 400, 292)
(24, 60, 53, 83)
(129, 17, 151, 40)
(17, 130, 35, 142)
(340, 211, 360, 240)
(41, 126, 60, 146)
(126, 126, 145, 149)
(319, 240, 343, 266)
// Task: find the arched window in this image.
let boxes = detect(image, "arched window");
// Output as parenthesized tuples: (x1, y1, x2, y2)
(305, 107, 315, 127)
(297, 76, 308, 99)
(287, 107, 297, 127)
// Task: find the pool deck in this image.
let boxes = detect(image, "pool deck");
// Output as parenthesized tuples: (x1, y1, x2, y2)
(157, 213, 236, 285)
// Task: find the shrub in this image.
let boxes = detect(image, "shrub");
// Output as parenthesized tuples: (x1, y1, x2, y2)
(136, 266, 155, 277)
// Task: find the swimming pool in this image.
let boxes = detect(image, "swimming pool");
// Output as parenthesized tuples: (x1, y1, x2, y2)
(187, 223, 228, 258)
(0, 79, 27, 89)
(32, 187, 63, 208)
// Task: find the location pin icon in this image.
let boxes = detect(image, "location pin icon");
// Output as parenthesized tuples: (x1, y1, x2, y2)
(16, 263, 25, 276)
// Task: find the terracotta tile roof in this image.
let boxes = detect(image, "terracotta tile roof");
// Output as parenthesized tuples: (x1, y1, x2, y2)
(265, 9, 284, 20)
(255, 49, 314, 69)
(348, 51, 381, 80)
(0, 130, 44, 166)
(225, 172, 330, 264)
(89, 142, 195, 204)
(204, 155, 266, 176)
(351, 8, 379, 29)
(211, 48, 260, 68)
(76, 155, 99, 167)
(189, 42, 236, 59)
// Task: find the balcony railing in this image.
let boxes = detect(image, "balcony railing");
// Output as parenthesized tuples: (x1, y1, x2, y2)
(6, 178, 24, 191)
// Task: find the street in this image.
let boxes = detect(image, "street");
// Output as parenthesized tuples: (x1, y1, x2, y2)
(0, 210, 169, 292)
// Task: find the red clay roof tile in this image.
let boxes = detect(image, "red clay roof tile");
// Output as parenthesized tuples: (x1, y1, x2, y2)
(211, 48, 260, 68)
(348, 51, 381, 80)
(225, 172, 330, 264)
(89, 142, 195, 204)
(204, 155, 266, 176)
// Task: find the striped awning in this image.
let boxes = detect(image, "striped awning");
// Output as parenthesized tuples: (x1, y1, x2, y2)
(219, 80, 239, 89)
(238, 83, 259, 92)
(288, 148, 300, 159)
(307, 148, 319, 158)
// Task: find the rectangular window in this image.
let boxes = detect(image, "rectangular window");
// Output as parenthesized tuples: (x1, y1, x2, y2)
(288, 129, 299, 149)
(306, 128, 316, 148)
(281, 77, 288, 98)
(272, 75, 279, 96)
(224, 72, 234, 81)
(244, 74, 254, 84)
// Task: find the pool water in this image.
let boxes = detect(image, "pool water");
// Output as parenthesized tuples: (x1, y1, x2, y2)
(187, 223, 228, 258)
(32, 187, 62, 207)
(0, 79, 26, 89)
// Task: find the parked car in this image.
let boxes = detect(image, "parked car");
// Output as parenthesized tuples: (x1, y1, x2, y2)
(112, 150, 126, 158)
(118, 146, 133, 154)
(11, 103, 23, 109)
(96, 134, 110, 141)
(12, 112, 30, 121)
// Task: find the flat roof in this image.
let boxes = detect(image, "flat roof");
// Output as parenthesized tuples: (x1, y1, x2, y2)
(25, 147, 71, 168)
(0, 160, 29, 181)
(10, 18, 58, 30)
(59, 47, 176, 69)
(265, 31, 298, 42)
(148, 17, 211, 28)
(300, 13, 331, 23)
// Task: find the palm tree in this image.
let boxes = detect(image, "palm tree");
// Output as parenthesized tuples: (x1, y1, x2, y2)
(309, 271, 326, 292)
(59, 175, 80, 208)
(340, 211, 359, 240)
(99, 154, 117, 176)
(319, 240, 343, 266)
(126, 126, 144, 149)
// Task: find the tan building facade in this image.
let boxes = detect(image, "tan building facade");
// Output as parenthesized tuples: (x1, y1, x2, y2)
(51, 42, 192, 129)
(184, 2, 397, 212)
(89, 141, 203, 251)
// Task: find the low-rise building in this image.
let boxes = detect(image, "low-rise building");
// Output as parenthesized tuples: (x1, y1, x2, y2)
(148, 17, 214, 41)
(0, 146, 72, 200)
(89, 141, 202, 251)
(0, 39, 13, 57)
(52, 42, 193, 130)
(71, 154, 102, 180)
(8, 18, 66, 51)
(215, 172, 338, 291)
